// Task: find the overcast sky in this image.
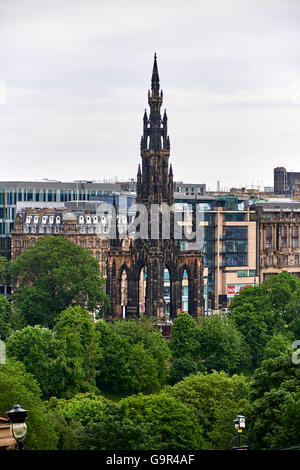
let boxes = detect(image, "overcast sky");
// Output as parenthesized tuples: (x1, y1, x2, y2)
(0, 0, 300, 190)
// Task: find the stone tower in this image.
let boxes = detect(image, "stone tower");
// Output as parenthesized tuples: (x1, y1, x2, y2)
(106, 54, 203, 320)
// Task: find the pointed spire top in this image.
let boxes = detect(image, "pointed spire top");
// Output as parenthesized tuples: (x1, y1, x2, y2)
(151, 52, 159, 92)
(169, 164, 173, 176)
(137, 163, 141, 176)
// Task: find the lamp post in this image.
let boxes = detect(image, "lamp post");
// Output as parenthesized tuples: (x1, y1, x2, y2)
(228, 414, 249, 450)
(7, 404, 28, 450)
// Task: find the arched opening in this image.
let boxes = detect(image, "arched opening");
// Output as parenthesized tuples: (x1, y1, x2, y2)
(181, 269, 189, 313)
(163, 266, 171, 317)
(138, 266, 147, 315)
(120, 268, 128, 319)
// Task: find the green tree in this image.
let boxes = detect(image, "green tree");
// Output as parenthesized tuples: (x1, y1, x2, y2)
(0, 256, 8, 285)
(7, 307, 102, 399)
(168, 370, 251, 449)
(0, 295, 12, 340)
(168, 313, 202, 383)
(169, 313, 199, 359)
(96, 319, 170, 396)
(52, 306, 101, 398)
(197, 314, 252, 374)
(121, 392, 205, 450)
(263, 334, 293, 361)
(168, 355, 199, 385)
(9, 235, 109, 328)
(97, 329, 133, 396)
(76, 401, 162, 450)
(46, 393, 108, 426)
(6, 325, 57, 398)
(228, 274, 295, 367)
(110, 319, 170, 390)
(246, 355, 300, 449)
(0, 358, 58, 450)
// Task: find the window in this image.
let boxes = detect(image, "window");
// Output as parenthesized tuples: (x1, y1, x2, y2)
(237, 270, 248, 277)
(281, 226, 287, 248)
(268, 255, 274, 266)
(283, 255, 288, 265)
(295, 255, 299, 265)
(266, 226, 272, 249)
(292, 226, 298, 249)
(223, 226, 248, 240)
(224, 213, 245, 222)
(224, 253, 247, 267)
(249, 269, 256, 277)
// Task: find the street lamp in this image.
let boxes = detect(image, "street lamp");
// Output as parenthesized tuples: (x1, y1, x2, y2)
(228, 414, 249, 450)
(234, 414, 245, 431)
(7, 404, 28, 450)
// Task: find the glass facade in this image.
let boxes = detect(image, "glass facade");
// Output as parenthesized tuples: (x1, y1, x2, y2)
(222, 226, 248, 267)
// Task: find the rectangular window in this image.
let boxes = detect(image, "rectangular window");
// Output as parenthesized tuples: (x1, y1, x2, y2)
(295, 255, 299, 265)
(249, 269, 256, 277)
(223, 226, 248, 240)
(266, 226, 272, 249)
(223, 213, 245, 222)
(237, 270, 248, 277)
(281, 226, 287, 248)
(283, 255, 288, 265)
(224, 254, 247, 267)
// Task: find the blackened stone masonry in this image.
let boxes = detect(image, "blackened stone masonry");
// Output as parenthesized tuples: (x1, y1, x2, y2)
(106, 54, 203, 319)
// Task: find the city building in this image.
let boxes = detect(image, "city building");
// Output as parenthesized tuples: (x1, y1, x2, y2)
(0, 180, 132, 260)
(251, 198, 300, 282)
(10, 202, 131, 280)
(274, 167, 300, 196)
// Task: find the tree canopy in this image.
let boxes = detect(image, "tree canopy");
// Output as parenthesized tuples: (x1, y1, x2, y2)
(9, 235, 109, 328)
(0, 358, 58, 450)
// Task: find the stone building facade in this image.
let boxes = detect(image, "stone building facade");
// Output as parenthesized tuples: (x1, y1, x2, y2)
(106, 55, 203, 320)
(11, 206, 116, 278)
(254, 200, 300, 282)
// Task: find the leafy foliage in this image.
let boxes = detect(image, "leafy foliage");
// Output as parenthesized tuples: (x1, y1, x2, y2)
(0, 295, 12, 340)
(197, 314, 252, 374)
(228, 271, 299, 367)
(96, 319, 170, 396)
(246, 355, 300, 449)
(168, 370, 251, 449)
(0, 358, 58, 449)
(9, 235, 109, 328)
(7, 307, 102, 399)
(121, 392, 205, 450)
(76, 401, 162, 450)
